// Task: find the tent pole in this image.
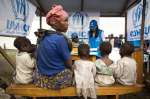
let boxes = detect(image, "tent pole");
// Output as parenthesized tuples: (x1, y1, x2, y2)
(138, 0, 146, 83)
(39, 14, 42, 29)
(125, 12, 127, 42)
(0, 47, 15, 70)
(80, 0, 84, 11)
(141, 0, 146, 50)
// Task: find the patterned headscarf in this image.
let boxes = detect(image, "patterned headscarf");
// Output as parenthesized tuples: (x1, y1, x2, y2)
(46, 4, 69, 26)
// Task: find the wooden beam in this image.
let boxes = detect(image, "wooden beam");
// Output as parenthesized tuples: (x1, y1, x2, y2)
(141, 0, 146, 51)
(80, 0, 84, 11)
(138, 0, 146, 83)
(35, 0, 47, 15)
(127, 0, 141, 10)
(6, 84, 143, 97)
(125, 12, 127, 42)
(120, 0, 130, 16)
(121, 0, 141, 16)
(132, 49, 144, 83)
(39, 15, 42, 29)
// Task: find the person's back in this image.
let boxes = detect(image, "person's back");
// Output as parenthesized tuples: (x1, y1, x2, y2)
(114, 57, 136, 85)
(15, 52, 35, 84)
(73, 44, 96, 99)
(37, 32, 69, 76)
(95, 42, 115, 86)
(95, 59, 115, 86)
(113, 42, 137, 85)
(14, 37, 36, 84)
(74, 60, 96, 88)
(34, 5, 73, 90)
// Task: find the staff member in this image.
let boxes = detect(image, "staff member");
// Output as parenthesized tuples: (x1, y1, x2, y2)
(88, 20, 105, 57)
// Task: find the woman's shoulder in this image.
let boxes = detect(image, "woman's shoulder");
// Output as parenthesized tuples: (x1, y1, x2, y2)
(46, 33, 64, 38)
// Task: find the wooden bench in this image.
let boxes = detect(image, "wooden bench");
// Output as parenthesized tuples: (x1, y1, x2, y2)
(6, 84, 143, 99)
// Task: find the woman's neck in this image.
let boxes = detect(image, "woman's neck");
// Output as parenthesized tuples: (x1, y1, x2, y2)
(92, 31, 96, 37)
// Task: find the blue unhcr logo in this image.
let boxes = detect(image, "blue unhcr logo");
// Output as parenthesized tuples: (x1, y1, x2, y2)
(11, 0, 29, 22)
(132, 4, 143, 28)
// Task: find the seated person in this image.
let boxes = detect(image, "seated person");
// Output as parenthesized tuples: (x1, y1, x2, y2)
(113, 42, 137, 85)
(13, 37, 36, 84)
(95, 42, 115, 86)
(73, 44, 96, 99)
(34, 5, 73, 89)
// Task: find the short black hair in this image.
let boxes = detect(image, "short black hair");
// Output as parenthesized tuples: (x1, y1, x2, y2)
(78, 44, 90, 58)
(99, 41, 112, 57)
(14, 37, 36, 58)
(119, 42, 134, 57)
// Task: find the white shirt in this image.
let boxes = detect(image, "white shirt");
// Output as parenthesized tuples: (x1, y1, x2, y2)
(74, 59, 96, 99)
(15, 52, 35, 84)
(112, 57, 137, 85)
(109, 47, 121, 64)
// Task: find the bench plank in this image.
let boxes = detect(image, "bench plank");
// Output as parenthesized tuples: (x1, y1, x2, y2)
(6, 84, 143, 97)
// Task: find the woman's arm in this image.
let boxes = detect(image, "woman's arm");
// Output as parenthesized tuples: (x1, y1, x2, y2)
(65, 58, 72, 69)
(58, 36, 73, 69)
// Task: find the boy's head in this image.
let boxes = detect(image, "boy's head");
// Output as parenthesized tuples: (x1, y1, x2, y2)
(99, 41, 112, 57)
(14, 37, 32, 52)
(119, 42, 134, 57)
(78, 44, 90, 58)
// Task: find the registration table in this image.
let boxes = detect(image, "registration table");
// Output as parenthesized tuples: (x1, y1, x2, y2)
(71, 47, 96, 62)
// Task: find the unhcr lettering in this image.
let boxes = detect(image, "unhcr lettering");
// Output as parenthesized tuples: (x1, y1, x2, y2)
(6, 19, 30, 33)
(11, 0, 29, 21)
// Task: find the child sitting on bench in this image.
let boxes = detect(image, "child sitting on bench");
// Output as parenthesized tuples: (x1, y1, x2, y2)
(95, 41, 115, 86)
(73, 44, 96, 99)
(113, 42, 137, 85)
(13, 37, 36, 84)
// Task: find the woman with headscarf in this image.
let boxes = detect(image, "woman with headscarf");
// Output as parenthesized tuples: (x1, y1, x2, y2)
(88, 20, 105, 58)
(34, 5, 73, 89)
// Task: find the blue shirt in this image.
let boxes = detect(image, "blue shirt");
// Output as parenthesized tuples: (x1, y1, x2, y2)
(88, 30, 103, 57)
(130, 40, 141, 47)
(37, 33, 71, 76)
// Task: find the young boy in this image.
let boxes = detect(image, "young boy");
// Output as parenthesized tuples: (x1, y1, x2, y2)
(13, 37, 36, 84)
(113, 42, 137, 85)
(73, 44, 96, 99)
